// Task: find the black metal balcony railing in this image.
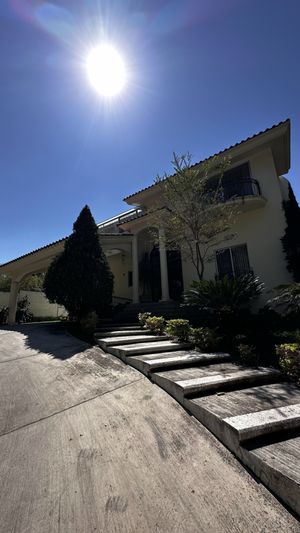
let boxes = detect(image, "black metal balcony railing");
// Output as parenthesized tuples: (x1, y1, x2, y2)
(219, 178, 261, 202)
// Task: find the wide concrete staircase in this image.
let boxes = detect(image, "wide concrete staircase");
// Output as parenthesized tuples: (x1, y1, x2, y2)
(94, 324, 300, 517)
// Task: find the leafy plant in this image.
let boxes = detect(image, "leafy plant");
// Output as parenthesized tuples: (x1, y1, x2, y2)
(236, 342, 259, 367)
(44, 205, 114, 320)
(192, 327, 220, 352)
(151, 152, 239, 280)
(144, 315, 165, 335)
(281, 183, 300, 281)
(165, 319, 191, 342)
(79, 311, 98, 335)
(138, 312, 152, 328)
(276, 343, 300, 383)
(0, 306, 8, 324)
(184, 274, 263, 317)
(0, 274, 11, 292)
(268, 283, 300, 314)
(16, 296, 33, 323)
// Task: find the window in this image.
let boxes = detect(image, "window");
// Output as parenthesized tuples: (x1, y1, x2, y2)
(222, 163, 255, 200)
(128, 271, 133, 287)
(207, 162, 260, 201)
(216, 244, 251, 278)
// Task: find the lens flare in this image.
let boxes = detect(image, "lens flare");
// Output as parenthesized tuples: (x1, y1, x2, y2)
(86, 44, 126, 98)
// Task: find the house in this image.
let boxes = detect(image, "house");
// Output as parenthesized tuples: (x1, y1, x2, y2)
(0, 119, 293, 323)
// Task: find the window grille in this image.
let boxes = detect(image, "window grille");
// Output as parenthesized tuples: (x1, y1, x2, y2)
(216, 244, 251, 278)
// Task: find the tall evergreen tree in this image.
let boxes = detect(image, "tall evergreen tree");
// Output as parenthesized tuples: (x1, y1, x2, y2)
(44, 206, 114, 318)
(281, 184, 300, 281)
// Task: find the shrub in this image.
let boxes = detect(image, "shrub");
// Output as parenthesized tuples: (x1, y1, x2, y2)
(144, 316, 165, 335)
(138, 312, 152, 328)
(273, 329, 300, 344)
(184, 275, 263, 318)
(268, 283, 300, 314)
(165, 319, 191, 342)
(16, 296, 33, 323)
(44, 205, 113, 320)
(0, 306, 8, 324)
(79, 311, 98, 335)
(276, 343, 300, 383)
(236, 343, 259, 367)
(192, 327, 220, 352)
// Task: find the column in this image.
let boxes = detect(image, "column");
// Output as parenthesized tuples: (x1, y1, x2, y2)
(159, 227, 170, 301)
(8, 279, 20, 324)
(132, 234, 139, 304)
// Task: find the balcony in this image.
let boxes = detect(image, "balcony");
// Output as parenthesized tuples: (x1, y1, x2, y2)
(216, 178, 266, 211)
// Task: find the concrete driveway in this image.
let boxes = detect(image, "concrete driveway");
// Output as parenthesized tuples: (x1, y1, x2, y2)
(0, 323, 298, 533)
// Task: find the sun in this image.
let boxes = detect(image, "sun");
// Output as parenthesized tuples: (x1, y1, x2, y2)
(86, 44, 126, 98)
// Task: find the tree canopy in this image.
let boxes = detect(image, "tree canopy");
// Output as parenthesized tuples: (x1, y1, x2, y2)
(44, 205, 113, 319)
(281, 183, 300, 282)
(151, 153, 239, 280)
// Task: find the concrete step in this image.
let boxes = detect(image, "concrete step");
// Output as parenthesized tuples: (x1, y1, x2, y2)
(224, 404, 300, 443)
(183, 382, 300, 518)
(247, 434, 300, 517)
(185, 382, 300, 442)
(127, 350, 231, 376)
(106, 340, 192, 362)
(152, 364, 282, 403)
(96, 334, 170, 349)
(94, 328, 149, 338)
(95, 324, 139, 332)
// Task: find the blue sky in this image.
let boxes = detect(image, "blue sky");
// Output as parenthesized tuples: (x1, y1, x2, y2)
(0, 0, 299, 263)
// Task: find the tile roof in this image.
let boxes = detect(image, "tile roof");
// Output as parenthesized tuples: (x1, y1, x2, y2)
(0, 232, 132, 268)
(0, 237, 67, 268)
(123, 119, 290, 201)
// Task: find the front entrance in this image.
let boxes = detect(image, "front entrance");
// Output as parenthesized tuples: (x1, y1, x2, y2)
(139, 245, 183, 302)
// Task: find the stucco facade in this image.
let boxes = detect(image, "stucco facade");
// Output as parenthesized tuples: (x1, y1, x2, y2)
(0, 120, 293, 322)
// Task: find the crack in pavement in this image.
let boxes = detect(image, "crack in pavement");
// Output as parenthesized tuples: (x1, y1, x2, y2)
(0, 353, 39, 364)
(0, 376, 145, 439)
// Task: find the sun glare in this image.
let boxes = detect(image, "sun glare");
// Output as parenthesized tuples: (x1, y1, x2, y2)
(86, 44, 126, 98)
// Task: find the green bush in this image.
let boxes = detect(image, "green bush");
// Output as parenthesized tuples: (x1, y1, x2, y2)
(165, 319, 191, 342)
(0, 306, 8, 325)
(273, 329, 300, 344)
(16, 296, 33, 323)
(79, 311, 98, 335)
(192, 327, 220, 352)
(268, 283, 300, 314)
(276, 343, 300, 383)
(44, 205, 113, 320)
(184, 275, 263, 318)
(236, 343, 259, 367)
(138, 312, 152, 328)
(144, 316, 165, 335)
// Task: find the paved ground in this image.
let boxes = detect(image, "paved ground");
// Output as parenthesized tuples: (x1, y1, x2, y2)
(0, 324, 299, 533)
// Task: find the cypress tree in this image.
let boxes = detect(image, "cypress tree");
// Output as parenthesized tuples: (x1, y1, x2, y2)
(44, 205, 113, 319)
(281, 184, 300, 281)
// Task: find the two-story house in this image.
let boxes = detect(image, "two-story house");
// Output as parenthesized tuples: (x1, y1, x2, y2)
(0, 119, 294, 322)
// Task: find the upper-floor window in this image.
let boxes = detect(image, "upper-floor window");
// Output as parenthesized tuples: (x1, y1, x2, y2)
(208, 162, 261, 201)
(216, 243, 252, 278)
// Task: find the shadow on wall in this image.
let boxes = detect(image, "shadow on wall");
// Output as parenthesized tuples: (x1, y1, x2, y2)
(0, 322, 89, 360)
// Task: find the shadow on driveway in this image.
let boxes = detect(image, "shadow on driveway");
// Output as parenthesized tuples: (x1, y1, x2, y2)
(0, 322, 89, 360)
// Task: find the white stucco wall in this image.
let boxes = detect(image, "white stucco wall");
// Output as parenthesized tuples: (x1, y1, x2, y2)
(0, 290, 67, 318)
(107, 253, 133, 302)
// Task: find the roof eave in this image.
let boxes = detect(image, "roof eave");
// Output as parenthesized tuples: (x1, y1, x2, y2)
(123, 119, 291, 205)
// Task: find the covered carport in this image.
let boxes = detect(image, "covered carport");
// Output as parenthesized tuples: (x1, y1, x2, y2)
(0, 233, 134, 324)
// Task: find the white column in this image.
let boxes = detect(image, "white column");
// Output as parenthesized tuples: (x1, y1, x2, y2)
(8, 279, 20, 324)
(159, 227, 170, 301)
(132, 234, 139, 304)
